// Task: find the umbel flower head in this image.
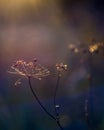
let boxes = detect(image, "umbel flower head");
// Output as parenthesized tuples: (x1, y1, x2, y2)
(56, 63, 68, 77)
(8, 58, 50, 86)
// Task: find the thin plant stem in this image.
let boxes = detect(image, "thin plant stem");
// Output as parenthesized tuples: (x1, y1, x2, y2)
(53, 73, 64, 130)
(54, 74, 60, 116)
(28, 76, 64, 130)
(84, 99, 91, 130)
(85, 52, 94, 130)
(88, 52, 94, 130)
(28, 77, 56, 121)
(56, 120, 64, 130)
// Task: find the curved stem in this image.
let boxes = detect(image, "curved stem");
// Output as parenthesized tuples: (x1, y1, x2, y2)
(28, 77, 56, 121)
(54, 74, 64, 130)
(57, 120, 64, 130)
(54, 74, 60, 116)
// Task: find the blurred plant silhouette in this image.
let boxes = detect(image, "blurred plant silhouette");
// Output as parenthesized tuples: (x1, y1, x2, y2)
(69, 40, 104, 130)
(68, 41, 104, 55)
(8, 58, 68, 130)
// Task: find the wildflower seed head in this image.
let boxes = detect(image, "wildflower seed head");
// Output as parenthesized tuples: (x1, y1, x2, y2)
(89, 44, 99, 53)
(68, 44, 79, 53)
(90, 42, 104, 53)
(56, 63, 68, 76)
(69, 42, 104, 54)
(8, 59, 50, 80)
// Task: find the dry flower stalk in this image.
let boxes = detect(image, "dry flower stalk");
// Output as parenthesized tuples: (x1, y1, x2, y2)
(8, 59, 65, 130)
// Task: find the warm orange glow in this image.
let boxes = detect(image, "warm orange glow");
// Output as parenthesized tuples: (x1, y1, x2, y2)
(89, 44, 98, 53)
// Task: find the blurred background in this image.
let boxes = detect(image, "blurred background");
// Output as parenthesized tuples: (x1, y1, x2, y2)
(0, 0, 104, 129)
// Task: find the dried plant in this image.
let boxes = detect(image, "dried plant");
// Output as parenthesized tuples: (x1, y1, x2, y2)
(8, 58, 50, 87)
(53, 63, 68, 129)
(68, 41, 104, 130)
(8, 58, 68, 130)
(68, 42, 104, 54)
(8, 58, 50, 81)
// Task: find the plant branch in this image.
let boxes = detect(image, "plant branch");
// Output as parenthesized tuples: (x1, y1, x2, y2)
(57, 120, 64, 130)
(28, 76, 64, 130)
(53, 74, 64, 130)
(54, 74, 60, 116)
(28, 77, 56, 121)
